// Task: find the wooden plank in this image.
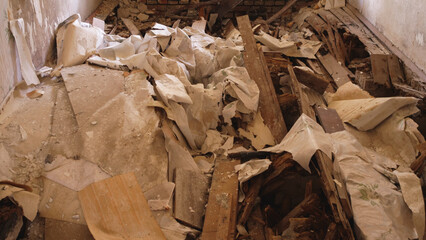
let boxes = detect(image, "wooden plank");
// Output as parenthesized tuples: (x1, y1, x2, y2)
(247, 206, 266, 240)
(174, 168, 209, 229)
(201, 160, 240, 240)
(237, 15, 287, 142)
(122, 18, 141, 35)
(278, 93, 297, 109)
(265, 0, 297, 24)
(276, 194, 319, 233)
(329, 8, 388, 55)
(85, 0, 119, 22)
(315, 151, 355, 239)
(314, 106, 345, 133)
(346, 5, 426, 83)
(387, 54, 405, 84)
(316, 53, 352, 87)
(293, 66, 330, 94)
(305, 13, 327, 34)
(238, 175, 264, 225)
(371, 54, 391, 87)
(288, 65, 315, 118)
(78, 173, 166, 240)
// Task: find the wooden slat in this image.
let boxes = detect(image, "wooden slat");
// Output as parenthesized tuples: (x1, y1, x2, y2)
(293, 67, 330, 94)
(329, 8, 388, 55)
(237, 15, 287, 142)
(85, 0, 118, 22)
(371, 54, 391, 87)
(316, 53, 352, 87)
(78, 173, 166, 240)
(247, 206, 266, 240)
(201, 160, 240, 240)
(122, 18, 141, 35)
(174, 168, 209, 229)
(314, 106, 345, 134)
(345, 5, 426, 83)
(387, 54, 405, 84)
(288, 65, 315, 118)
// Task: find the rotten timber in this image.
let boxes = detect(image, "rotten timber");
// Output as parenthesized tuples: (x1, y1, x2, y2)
(201, 160, 240, 240)
(237, 15, 288, 142)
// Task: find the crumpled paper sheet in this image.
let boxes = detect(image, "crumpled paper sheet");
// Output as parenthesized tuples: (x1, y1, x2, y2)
(395, 170, 425, 240)
(163, 125, 201, 181)
(234, 159, 272, 183)
(43, 155, 111, 191)
(9, 18, 40, 85)
(324, 82, 373, 104)
(156, 74, 193, 105)
(331, 131, 420, 240)
(238, 112, 275, 150)
(201, 130, 234, 155)
(345, 104, 422, 168)
(0, 183, 40, 221)
(256, 31, 322, 59)
(210, 66, 260, 113)
(55, 14, 104, 68)
(262, 114, 333, 173)
(184, 84, 222, 148)
(329, 97, 419, 131)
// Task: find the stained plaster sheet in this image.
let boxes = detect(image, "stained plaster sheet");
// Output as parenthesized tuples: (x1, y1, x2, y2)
(234, 159, 271, 183)
(39, 178, 86, 225)
(262, 114, 332, 173)
(201, 130, 234, 155)
(9, 18, 40, 85)
(331, 131, 421, 240)
(77, 72, 168, 192)
(0, 183, 40, 221)
(43, 155, 110, 191)
(155, 74, 193, 105)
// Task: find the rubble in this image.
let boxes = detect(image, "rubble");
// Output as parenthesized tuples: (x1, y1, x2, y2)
(1, 0, 426, 239)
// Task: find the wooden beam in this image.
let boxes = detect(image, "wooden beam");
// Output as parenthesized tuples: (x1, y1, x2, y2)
(265, 0, 297, 24)
(121, 18, 141, 35)
(316, 53, 352, 88)
(371, 54, 391, 88)
(345, 5, 426, 83)
(287, 65, 315, 118)
(293, 67, 330, 94)
(237, 15, 288, 142)
(201, 160, 240, 240)
(278, 93, 297, 109)
(174, 168, 209, 229)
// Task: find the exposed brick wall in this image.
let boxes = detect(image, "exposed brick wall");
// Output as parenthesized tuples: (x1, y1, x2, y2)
(140, 0, 291, 18)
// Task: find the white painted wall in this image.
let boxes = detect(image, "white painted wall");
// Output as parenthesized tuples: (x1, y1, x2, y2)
(0, 0, 102, 103)
(348, 0, 426, 74)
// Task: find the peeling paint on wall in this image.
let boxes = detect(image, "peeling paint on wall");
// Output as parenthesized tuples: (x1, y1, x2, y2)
(415, 33, 424, 47)
(32, 0, 43, 27)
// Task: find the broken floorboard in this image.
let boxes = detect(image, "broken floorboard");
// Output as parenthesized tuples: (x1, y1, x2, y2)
(237, 15, 288, 142)
(78, 173, 166, 240)
(201, 160, 239, 240)
(174, 168, 209, 230)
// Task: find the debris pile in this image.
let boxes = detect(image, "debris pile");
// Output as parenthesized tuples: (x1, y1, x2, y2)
(1, 0, 426, 239)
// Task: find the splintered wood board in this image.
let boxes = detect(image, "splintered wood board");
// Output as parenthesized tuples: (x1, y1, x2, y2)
(237, 15, 287, 142)
(174, 168, 209, 229)
(316, 53, 352, 87)
(314, 106, 345, 133)
(78, 173, 166, 240)
(371, 54, 391, 87)
(122, 18, 141, 35)
(201, 160, 240, 240)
